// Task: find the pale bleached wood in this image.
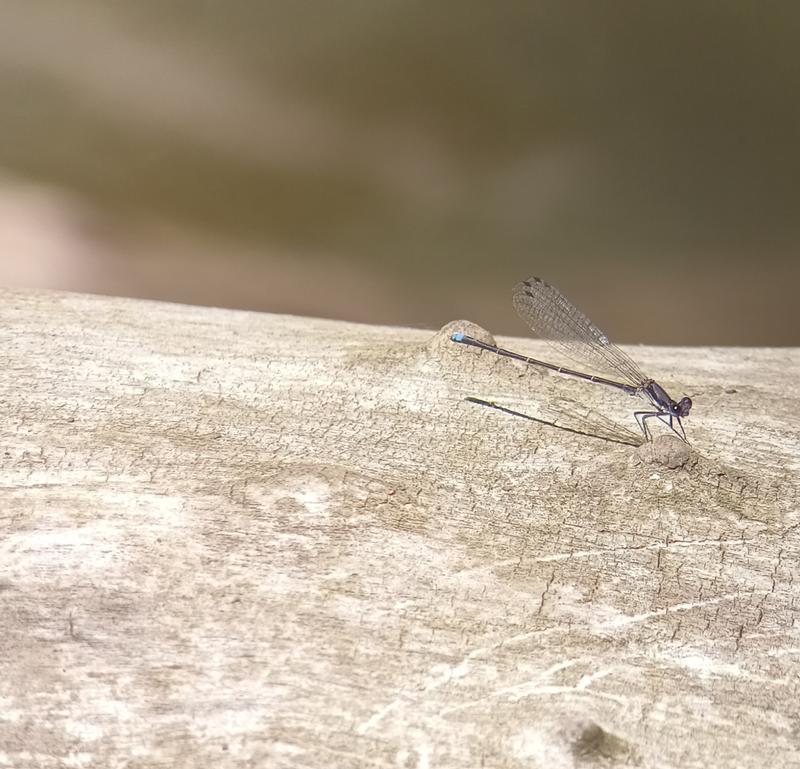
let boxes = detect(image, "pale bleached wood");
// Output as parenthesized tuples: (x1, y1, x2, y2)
(0, 288, 798, 769)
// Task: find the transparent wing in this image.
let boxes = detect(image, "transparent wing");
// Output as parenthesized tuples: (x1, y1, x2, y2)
(512, 277, 648, 388)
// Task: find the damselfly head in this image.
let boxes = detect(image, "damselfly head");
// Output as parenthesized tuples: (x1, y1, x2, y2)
(674, 396, 692, 417)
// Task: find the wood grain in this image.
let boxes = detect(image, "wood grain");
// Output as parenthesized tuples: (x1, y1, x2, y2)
(1, 289, 798, 768)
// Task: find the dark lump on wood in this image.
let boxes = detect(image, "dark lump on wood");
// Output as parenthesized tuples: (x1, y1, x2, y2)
(634, 433, 693, 469)
(562, 719, 637, 764)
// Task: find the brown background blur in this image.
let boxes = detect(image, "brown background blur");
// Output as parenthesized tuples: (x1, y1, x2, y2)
(1, 1, 798, 345)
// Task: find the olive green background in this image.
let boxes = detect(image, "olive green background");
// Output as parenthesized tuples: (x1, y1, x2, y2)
(1, 1, 797, 344)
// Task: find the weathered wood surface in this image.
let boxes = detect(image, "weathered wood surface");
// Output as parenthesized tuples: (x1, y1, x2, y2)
(1, 288, 798, 769)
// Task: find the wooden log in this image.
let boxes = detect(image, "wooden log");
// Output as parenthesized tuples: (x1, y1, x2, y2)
(1, 288, 798, 768)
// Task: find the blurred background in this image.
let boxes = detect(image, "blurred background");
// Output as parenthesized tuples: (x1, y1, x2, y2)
(1, 0, 798, 345)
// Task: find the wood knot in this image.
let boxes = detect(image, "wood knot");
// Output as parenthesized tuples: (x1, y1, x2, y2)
(563, 719, 636, 764)
(428, 320, 496, 356)
(634, 433, 693, 469)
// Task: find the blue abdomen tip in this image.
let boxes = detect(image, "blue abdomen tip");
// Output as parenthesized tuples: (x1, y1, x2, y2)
(451, 332, 465, 342)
